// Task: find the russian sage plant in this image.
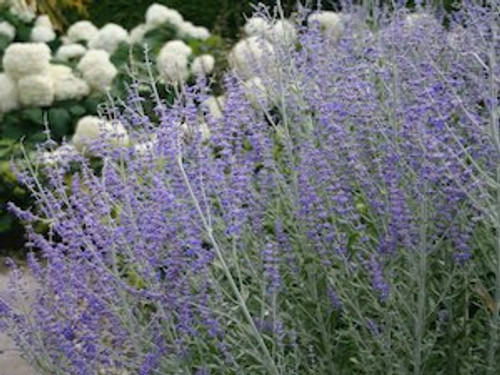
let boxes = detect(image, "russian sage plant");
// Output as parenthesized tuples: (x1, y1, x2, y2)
(1, 2, 499, 375)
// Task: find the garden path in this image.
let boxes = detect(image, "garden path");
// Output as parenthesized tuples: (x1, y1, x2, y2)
(0, 264, 38, 375)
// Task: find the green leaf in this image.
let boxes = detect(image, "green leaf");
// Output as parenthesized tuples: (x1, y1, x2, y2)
(1, 119, 27, 141)
(0, 213, 14, 232)
(143, 25, 177, 54)
(15, 24, 32, 42)
(83, 95, 104, 113)
(0, 34, 10, 54)
(68, 104, 87, 118)
(20, 107, 44, 125)
(110, 41, 132, 68)
(47, 107, 72, 139)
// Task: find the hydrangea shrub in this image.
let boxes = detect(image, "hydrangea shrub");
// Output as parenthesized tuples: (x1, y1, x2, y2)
(0, 2, 225, 253)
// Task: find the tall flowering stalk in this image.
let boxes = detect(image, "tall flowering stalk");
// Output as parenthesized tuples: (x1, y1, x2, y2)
(1, 2, 499, 374)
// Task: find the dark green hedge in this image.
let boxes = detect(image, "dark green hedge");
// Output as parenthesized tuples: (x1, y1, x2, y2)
(86, 0, 306, 39)
(81, 1, 457, 40)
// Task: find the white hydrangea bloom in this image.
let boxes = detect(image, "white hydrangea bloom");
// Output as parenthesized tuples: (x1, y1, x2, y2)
(55, 43, 87, 61)
(0, 21, 16, 41)
(307, 11, 344, 43)
(177, 21, 195, 38)
(67, 20, 99, 44)
(30, 26, 56, 43)
(228, 36, 274, 80)
(266, 19, 297, 45)
(177, 21, 210, 40)
(18, 74, 54, 107)
(179, 121, 210, 142)
(31, 14, 56, 42)
(404, 12, 440, 32)
(3, 43, 51, 80)
(77, 49, 118, 92)
(48, 64, 72, 77)
(157, 50, 189, 85)
(88, 23, 129, 54)
(145, 3, 184, 29)
(38, 144, 79, 166)
(160, 40, 192, 57)
(48, 64, 90, 101)
(72, 116, 129, 151)
(244, 16, 270, 36)
(190, 54, 215, 76)
(243, 76, 270, 109)
(34, 15, 52, 29)
(201, 95, 225, 119)
(60, 36, 71, 45)
(130, 23, 151, 44)
(156, 40, 191, 84)
(0, 73, 19, 114)
(190, 26, 210, 40)
(133, 138, 157, 156)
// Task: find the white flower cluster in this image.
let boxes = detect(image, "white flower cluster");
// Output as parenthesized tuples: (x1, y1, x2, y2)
(50, 2, 215, 90)
(130, 24, 149, 44)
(228, 36, 275, 80)
(177, 21, 210, 41)
(157, 40, 192, 85)
(55, 43, 87, 61)
(234, 16, 299, 103)
(146, 3, 184, 29)
(232, 12, 345, 111)
(201, 95, 225, 120)
(156, 39, 215, 85)
(3, 42, 51, 80)
(0, 73, 19, 113)
(243, 77, 270, 109)
(77, 49, 118, 93)
(38, 144, 79, 166)
(138, 3, 210, 44)
(38, 116, 131, 165)
(191, 54, 215, 76)
(0, 0, 218, 146)
(66, 20, 99, 44)
(30, 15, 56, 43)
(48, 64, 90, 101)
(307, 11, 344, 43)
(18, 74, 54, 107)
(243, 16, 296, 45)
(88, 23, 129, 54)
(0, 21, 16, 41)
(72, 116, 129, 152)
(0, 42, 91, 111)
(244, 16, 269, 36)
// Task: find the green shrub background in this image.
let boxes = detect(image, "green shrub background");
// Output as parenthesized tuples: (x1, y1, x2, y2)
(86, 0, 308, 39)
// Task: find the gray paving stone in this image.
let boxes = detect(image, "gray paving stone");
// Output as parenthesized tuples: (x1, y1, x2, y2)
(0, 269, 39, 375)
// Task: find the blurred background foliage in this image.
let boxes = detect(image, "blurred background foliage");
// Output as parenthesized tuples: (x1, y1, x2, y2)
(61, 0, 335, 39)
(35, 0, 90, 30)
(52, 0, 458, 39)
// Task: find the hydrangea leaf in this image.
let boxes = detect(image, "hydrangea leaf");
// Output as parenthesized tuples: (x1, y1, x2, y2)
(47, 107, 72, 139)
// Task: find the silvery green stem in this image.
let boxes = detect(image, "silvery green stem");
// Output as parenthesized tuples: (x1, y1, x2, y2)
(177, 156, 281, 375)
(487, 12, 500, 372)
(414, 183, 429, 375)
